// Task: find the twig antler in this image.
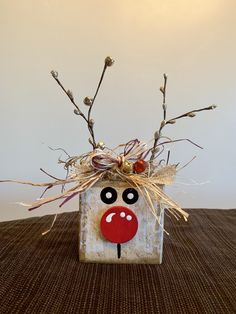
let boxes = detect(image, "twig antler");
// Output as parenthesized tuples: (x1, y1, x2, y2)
(51, 56, 114, 149)
(150, 73, 168, 161)
(150, 74, 217, 161)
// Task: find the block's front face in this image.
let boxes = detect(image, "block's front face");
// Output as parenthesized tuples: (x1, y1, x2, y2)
(79, 180, 164, 264)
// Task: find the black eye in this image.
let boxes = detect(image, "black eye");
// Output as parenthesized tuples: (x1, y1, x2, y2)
(122, 188, 139, 204)
(100, 187, 117, 204)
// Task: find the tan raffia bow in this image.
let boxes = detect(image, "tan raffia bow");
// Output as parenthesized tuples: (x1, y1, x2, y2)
(0, 139, 189, 229)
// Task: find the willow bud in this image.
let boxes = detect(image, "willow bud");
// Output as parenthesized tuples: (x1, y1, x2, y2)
(160, 120, 166, 128)
(89, 119, 95, 126)
(154, 131, 159, 140)
(152, 147, 160, 154)
(96, 141, 105, 149)
(83, 97, 93, 106)
(187, 112, 196, 118)
(67, 90, 73, 100)
(105, 56, 114, 67)
(51, 70, 58, 78)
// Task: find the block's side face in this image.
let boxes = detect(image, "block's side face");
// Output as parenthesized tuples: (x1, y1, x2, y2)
(78, 194, 87, 261)
(78, 180, 164, 264)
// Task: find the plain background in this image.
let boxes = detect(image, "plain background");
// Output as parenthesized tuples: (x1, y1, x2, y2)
(0, 0, 235, 221)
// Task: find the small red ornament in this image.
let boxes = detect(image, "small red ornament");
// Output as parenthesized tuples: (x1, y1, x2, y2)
(133, 159, 148, 173)
(100, 206, 138, 244)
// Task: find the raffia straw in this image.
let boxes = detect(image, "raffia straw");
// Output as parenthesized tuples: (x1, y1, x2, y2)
(126, 173, 189, 221)
(42, 213, 58, 235)
(142, 187, 168, 235)
(1, 140, 189, 235)
(27, 172, 104, 210)
(115, 171, 169, 234)
(113, 168, 186, 230)
(0, 178, 77, 188)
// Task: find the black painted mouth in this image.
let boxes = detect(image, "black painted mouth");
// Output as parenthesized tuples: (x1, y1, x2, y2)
(117, 243, 121, 259)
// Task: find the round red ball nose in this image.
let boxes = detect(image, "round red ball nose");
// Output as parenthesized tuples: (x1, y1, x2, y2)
(100, 206, 138, 244)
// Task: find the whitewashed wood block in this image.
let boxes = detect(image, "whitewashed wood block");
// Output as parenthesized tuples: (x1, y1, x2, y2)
(78, 180, 164, 264)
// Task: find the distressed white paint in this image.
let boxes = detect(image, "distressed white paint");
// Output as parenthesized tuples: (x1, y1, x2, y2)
(79, 180, 164, 264)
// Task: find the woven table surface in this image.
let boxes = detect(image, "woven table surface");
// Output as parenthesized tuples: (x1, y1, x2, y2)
(0, 209, 235, 314)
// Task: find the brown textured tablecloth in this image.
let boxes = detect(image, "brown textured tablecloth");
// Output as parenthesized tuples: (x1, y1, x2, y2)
(0, 209, 235, 314)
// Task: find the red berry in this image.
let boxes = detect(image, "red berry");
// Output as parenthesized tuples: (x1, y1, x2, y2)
(133, 159, 148, 173)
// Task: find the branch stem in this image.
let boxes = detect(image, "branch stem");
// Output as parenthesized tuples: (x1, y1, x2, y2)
(150, 74, 168, 162)
(162, 74, 167, 120)
(52, 76, 88, 123)
(88, 64, 107, 122)
(51, 74, 97, 148)
(166, 105, 216, 125)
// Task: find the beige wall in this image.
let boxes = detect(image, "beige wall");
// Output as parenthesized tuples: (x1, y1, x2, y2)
(0, 0, 235, 221)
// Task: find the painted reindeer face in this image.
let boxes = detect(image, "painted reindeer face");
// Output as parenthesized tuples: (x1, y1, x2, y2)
(100, 187, 139, 245)
(79, 180, 164, 264)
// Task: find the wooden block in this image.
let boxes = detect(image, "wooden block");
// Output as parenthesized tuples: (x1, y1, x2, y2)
(78, 180, 164, 264)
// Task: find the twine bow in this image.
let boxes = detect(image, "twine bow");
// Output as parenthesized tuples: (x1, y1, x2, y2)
(0, 139, 189, 234)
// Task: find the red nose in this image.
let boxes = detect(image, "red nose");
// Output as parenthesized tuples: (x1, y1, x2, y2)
(100, 206, 138, 244)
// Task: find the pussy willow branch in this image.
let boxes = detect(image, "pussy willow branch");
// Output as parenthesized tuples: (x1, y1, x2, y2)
(150, 121, 166, 162)
(162, 73, 167, 120)
(51, 57, 113, 150)
(150, 73, 217, 162)
(51, 73, 84, 117)
(150, 104, 216, 162)
(166, 105, 217, 125)
(150, 74, 168, 162)
(88, 63, 108, 122)
(50, 72, 96, 146)
(87, 62, 109, 148)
